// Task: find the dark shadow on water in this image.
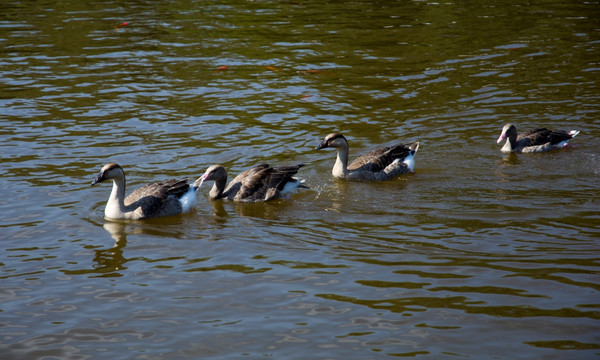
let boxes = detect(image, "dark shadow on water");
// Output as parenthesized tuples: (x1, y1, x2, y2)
(62, 220, 130, 277)
(204, 188, 315, 220)
(92, 222, 129, 276)
(498, 152, 520, 166)
(207, 198, 297, 220)
(66, 215, 205, 277)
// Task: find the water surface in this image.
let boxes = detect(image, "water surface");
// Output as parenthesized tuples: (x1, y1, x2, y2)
(1, 1, 599, 359)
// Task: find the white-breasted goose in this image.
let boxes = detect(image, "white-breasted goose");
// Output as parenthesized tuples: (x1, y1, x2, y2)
(91, 163, 200, 220)
(316, 133, 419, 181)
(497, 123, 580, 153)
(199, 164, 306, 202)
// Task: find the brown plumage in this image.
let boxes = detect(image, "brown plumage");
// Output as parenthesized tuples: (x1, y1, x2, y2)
(199, 164, 307, 202)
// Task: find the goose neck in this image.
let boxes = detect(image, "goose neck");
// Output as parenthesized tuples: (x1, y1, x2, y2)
(332, 147, 349, 178)
(105, 176, 127, 218)
(210, 178, 227, 199)
(502, 133, 517, 152)
(508, 133, 517, 148)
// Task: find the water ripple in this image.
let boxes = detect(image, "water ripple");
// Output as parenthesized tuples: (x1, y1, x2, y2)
(0, 0, 599, 359)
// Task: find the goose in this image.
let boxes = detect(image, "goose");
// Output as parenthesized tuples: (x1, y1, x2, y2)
(199, 163, 307, 202)
(497, 123, 580, 153)
(316, 133, 420, 181)
(91, 163, 200, 220)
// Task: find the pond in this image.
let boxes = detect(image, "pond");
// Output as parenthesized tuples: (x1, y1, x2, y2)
(1, 0, 599, 359)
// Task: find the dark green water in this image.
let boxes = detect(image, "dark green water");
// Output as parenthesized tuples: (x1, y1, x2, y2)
(1, 1, 599, 359)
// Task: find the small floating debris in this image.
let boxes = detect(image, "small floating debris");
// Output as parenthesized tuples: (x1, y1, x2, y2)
(301, 69, 327, 74)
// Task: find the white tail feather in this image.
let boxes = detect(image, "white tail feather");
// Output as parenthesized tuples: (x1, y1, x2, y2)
(280, 179, 304, 196)
(179, 187, 198, 213)
(402, 153, 415, 173)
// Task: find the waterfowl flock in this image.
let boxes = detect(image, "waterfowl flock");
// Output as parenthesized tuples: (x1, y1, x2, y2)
(92, 123, 581, 220)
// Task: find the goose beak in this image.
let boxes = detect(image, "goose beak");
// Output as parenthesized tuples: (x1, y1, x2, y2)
(315, 140, 328, 150)
(91, 171, 105, 186)
(192, 176, 204, 188)
(496, 133, 506, 144)
(197, 173, 209, 187)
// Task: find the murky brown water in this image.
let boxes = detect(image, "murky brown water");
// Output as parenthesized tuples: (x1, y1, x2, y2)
(1, 1, 599, 359)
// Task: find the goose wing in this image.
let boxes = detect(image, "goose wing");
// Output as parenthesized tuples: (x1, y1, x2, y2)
(235, 165, 275, 201)
(517, 128, 574, 147)
(236, 164, 304, 201)
(125, 179, 190, 216)
(223, 164, 269, 198)
(348, 145, 411, 173)
(271, 165, 304, 191)
(516, 128, 548, 145)
(545, 130, 577, 144)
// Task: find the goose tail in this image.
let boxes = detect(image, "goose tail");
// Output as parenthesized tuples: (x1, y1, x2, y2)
(569, 130, 580, 138)
(409, 141, 420, 154)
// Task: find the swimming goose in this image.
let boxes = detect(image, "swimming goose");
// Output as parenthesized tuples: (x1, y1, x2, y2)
(316, 133, 420, 181)
(91, 163, 200, 220)
(497, 123, 580, 153)
(199, 163, 306, 202)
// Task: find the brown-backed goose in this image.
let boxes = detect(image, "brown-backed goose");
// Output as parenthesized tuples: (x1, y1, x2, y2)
(497, 123, 580, 153)
(316, 133, 420, 181)
(199, 164, 307, 202)
(91, 163, 200, 220)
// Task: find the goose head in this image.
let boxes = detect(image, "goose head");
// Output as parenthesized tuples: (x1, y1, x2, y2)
(316, 133, 349, 150)
(92, 163, 124, 186)
(497, 123, 518, 144)
(198, 165, 227, 187)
